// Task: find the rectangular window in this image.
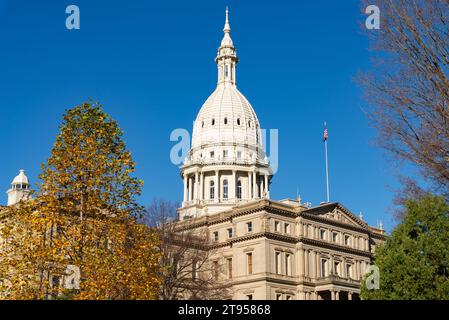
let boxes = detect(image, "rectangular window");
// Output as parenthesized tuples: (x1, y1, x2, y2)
(247, 253, 253, 275)
(247, 222, 253, 233)
(285, 253, 292, 276)
(332, 232, 338, 243)
(223, 150, 228, 159)
(284, 223, 290, 234)
(227, 228, 233, 239)
(346, 263, 352, 279)
(320, 258, 327, 278)
(286, 295, 292, 300)
(210, 151, 215, 159)
(227, 258, 233, 279)
(246, 294, 253, 300)
(274, 221, 281, 232)
(320, 229, 326, 240)
(334, 261, 340, 276)
(275, 252, 282, 274)
(237, 151, 242, 160)
(276, 294, 282, 300)
(192, 261, 197, 280)
(213, 231, 219, 242)
(213, 261, 219, 280)
(344, 235, 351, 246)
(223, 181, 229, 199)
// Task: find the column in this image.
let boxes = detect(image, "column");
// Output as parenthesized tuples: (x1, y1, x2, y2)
(252, 171, 257, 199)
(188, 177, 193, 201)
(316, 252, 320, 278)
(311, 251, 316, 279)
(194, 171, 199, 201)
(356, 260, 360, 280)
(335, 291, 340, 300)
(348, 292, 353, 300)
(264, 174, 269, 198)
(215, 170, 219, 202)
(299, 249, 305, 277)
(183, 174, 188, 203)
(330, 255, 334, 275)
(304, 250, 309, 277)
(232, 170, 237, 199)
(247, 171, 252, 199)
(199, 172, 204, 201)
(331, 290, 335, 300)
(260, 177, 264, 198)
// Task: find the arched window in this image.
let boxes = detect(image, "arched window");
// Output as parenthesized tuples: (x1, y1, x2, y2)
(224, 117, 228, 125)
(201, 121, 204, 128)
(212, 118, 215, 126)
(210, 181, 215, 200)
(223, 180, 229, 199)
(248, 120, 251, 128)
(237, 180, 242, 199)
(237, 118, 241, 126)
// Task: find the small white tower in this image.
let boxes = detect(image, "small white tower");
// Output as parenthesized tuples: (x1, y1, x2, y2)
(7, 169, 31, 206)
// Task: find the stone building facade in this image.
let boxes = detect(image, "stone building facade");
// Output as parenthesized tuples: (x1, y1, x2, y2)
(176, 8, 385, 300)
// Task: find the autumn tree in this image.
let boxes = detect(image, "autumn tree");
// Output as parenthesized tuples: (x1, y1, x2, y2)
(144, 199, 231, 300)
(361, 195, 449, 299)
(359, 0, 449, 195)
(0, 102, 161, 299)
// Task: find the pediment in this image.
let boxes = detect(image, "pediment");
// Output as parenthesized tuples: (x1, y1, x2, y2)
(303, 203, 367, 229)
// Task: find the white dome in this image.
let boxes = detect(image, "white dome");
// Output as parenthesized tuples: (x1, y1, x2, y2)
(188, 7, 265, 164)
(178, 8, 272, 220)
(192, 84, 261, 152)
(12, 169, 29, 185)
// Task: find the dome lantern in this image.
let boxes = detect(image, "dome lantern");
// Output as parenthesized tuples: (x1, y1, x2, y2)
(7, 169, 32, 206)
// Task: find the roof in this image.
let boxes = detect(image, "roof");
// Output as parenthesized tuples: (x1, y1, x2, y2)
(11, 169, 29, 185)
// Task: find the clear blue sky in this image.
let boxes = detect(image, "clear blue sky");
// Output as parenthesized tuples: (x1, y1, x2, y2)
(0, 0, 404, 231)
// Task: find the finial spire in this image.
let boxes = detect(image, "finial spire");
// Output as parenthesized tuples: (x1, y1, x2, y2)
(216, 6, 238, 86)
(224, 6, 231, 33)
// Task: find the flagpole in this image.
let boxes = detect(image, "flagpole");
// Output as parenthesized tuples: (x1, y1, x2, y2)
(324, 122, 330, 203)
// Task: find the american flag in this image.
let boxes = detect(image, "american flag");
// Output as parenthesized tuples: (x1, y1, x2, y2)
(323, 123, 328, 142)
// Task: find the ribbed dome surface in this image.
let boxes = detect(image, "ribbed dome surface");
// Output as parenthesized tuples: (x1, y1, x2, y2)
(191, 84, 261, 150)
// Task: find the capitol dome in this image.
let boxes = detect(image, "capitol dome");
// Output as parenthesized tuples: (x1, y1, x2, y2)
(191, 85, 262, 160)
(179, 8, 272, 219)
(190, 8, 263, 164)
